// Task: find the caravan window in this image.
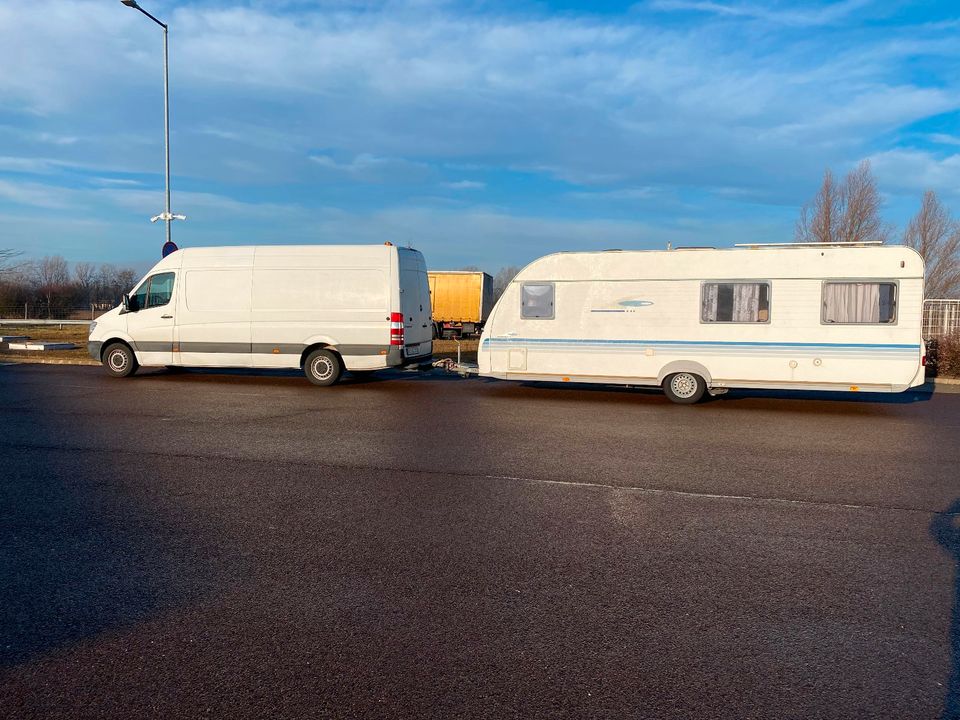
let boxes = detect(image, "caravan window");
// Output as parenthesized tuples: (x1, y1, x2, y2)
(521, 283, 555, 319)
(822, 282, 896, 324)
(701, 282, 770, 323)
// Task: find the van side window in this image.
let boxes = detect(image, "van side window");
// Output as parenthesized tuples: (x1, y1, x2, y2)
(701, 282, 770, 323)
(130, 279, 150, 312)
(145, 272, 175, 309)
(822, 282, 896, 324)
(521, 283, 555, 319)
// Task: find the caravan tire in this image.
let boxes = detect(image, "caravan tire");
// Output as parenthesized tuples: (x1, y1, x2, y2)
(103, 343, 138, 378)
(304, 349, 342, 386)
(663, 372, 705, 404)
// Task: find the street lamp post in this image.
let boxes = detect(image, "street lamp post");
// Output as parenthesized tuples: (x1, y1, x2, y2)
(120, 0, 185, 248)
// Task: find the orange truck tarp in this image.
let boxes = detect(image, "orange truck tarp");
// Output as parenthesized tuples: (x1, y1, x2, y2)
(428, 271, 494, 324)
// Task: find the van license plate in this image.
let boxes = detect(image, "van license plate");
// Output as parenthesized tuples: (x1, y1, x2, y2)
(405, 344, 421, 356)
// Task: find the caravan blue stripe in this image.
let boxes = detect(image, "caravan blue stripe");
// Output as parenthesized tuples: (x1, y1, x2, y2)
(483, 337, 918, 350)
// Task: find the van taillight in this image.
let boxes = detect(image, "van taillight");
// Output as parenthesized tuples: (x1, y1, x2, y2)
(922, 355, 926, 367)
(390, 312, 404, 346)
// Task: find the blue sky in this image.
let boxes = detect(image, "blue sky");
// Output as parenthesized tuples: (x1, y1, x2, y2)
(1, 0, 958, 272)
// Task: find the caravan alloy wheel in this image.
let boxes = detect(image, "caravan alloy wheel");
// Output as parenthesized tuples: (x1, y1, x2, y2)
(663, 371, 705, 404)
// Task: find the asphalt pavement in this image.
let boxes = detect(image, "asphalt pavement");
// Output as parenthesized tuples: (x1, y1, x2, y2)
(1, 364, 958, 719)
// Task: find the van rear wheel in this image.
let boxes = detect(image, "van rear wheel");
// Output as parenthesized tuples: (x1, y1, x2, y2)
(304, 349, 342, 386)
(103, 343, 138, 378)
(663, 372, 705, 404)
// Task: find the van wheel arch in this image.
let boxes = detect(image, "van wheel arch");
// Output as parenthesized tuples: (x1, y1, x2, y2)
(300, 343, 338, 369)
(100, 338, 134, 362)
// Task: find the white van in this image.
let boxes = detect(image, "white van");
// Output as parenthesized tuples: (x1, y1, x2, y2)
(88, 244, 433, 385)
(478, 243, 927, 403)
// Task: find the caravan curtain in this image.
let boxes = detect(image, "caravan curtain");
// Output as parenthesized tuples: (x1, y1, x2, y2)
(702, 283, 765, 322)
(701, 284, 719, 322)
(823, 283, 881, 323)
(732, 283, 761, 322)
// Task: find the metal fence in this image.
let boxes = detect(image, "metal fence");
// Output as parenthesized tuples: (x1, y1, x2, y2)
(923, 299, 960, 339)
(0, 304, 113, 322)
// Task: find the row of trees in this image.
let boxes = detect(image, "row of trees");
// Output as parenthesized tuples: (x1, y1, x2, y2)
(795, 160, 960, 297)
(0, 252, 139, 318)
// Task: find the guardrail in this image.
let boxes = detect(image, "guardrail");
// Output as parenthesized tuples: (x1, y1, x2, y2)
(0, 319, 91, 327)
(0, 304, 112, 323)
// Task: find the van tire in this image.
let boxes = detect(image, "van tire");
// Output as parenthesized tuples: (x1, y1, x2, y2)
(663, 372, 705, 404)
(103, 343, 138, 378)
(304, 349, 342, 386)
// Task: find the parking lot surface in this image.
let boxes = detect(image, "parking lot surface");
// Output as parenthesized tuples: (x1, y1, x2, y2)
(1, 364, 959, 719)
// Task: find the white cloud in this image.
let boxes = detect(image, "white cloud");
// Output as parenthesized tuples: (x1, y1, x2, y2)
(1, 0, 958, 261)
(647, 0, 874, 27)
(0, 179, 74, 209)
(442, 180, 485, 190)
(567, 187, 659, 201)
(929, 134, 960, 147)
(867, 149, 960, 197)
(308, 153, 432, 183)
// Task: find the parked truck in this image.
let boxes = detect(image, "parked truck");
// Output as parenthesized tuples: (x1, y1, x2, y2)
(428, 271, 494, 338)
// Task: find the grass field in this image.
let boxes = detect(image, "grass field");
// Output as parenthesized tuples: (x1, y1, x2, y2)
(0, 325, 93, 363)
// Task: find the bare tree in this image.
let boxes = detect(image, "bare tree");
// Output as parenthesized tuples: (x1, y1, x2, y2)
(796, 169, 840, 244)
(458, 265, 482, 272)
(73, 261, 97, 303)
(115, 268, 138, 296)
(0, 249, 22, 275)
(493, 265, 521, 302)
(31, 255, 70, 318)
(95, 264, 118, 304)
(903, 190, 960, 298)
(795, 161, 891, 244)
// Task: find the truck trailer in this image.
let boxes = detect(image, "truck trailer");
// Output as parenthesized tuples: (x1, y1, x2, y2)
(428, 271, 494, 338)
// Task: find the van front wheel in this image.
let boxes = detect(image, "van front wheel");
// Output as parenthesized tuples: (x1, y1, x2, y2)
(304, 349, 342, 386)
(103, 343, 138, 378)
(663, 372, 705, 404)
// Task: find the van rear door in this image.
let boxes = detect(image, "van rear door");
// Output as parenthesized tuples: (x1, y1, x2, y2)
(398, 249, 432, 356)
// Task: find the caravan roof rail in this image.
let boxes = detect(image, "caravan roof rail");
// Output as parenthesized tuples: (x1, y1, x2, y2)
(734, 241, 885, 248)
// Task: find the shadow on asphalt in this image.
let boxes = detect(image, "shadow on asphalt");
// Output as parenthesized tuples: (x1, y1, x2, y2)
(487, 379, 932, 408)
(931, 500, 960, 720)
(128, 367, 936, 410)
(0, 379, 220, 667)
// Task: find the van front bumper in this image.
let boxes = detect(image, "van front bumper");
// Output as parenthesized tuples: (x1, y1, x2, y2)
(87, 341, 102, 361)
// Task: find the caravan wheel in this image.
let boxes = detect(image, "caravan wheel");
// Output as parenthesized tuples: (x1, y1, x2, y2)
(663, 372, 705, 404)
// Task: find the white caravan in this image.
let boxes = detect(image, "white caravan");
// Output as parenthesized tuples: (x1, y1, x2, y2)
(478, 243, 926, 403)
(89, 244, 433, 385)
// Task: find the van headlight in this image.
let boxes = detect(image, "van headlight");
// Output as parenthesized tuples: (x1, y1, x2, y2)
(89, 321, 97, 336)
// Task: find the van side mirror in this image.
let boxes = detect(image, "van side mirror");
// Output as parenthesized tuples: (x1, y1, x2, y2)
(121, 293, 132, 314)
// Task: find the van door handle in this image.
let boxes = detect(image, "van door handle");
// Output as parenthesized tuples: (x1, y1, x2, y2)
(161, 314, 173, 319)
